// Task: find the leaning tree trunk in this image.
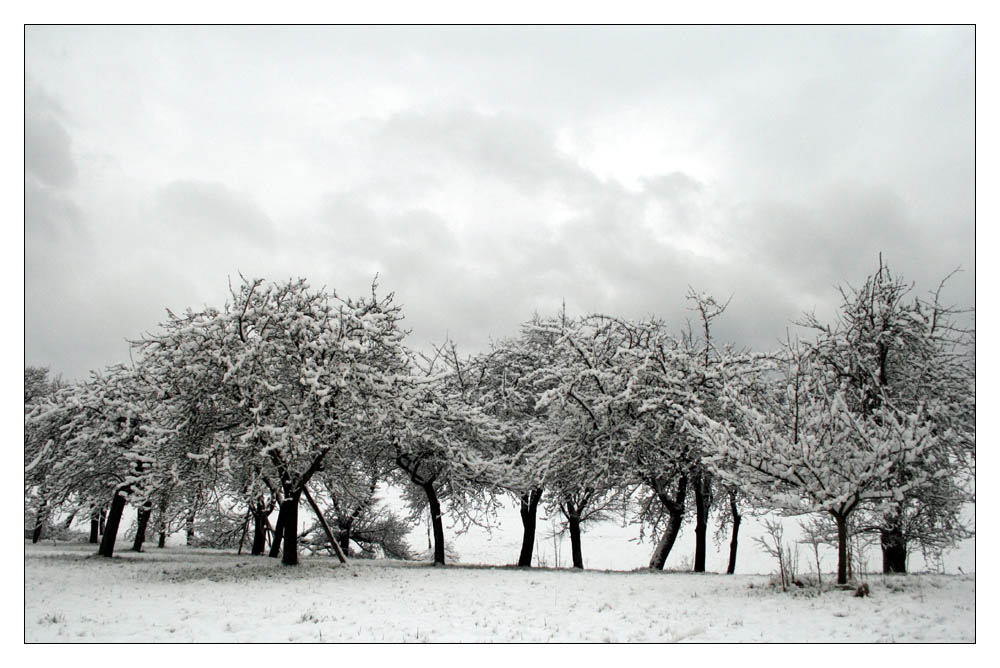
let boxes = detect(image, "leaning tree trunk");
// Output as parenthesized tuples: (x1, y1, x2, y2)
(517, 489, 543, 567)
(567, 512, 584, 569)
(693, 475, 710, 572)
(132, 502, 152, 552)
(98, 489, 129, 558)
(89, 506, 100, 544)
(32, 498, 49, 544)
(301, 485, 348, 564)
(269, 501, 287, 558)
(833, 511, 850, 585)
(649, 476, 688, 570)
(280, 494, 300, 566)
(726, 493, 741, 575)
(423, 482, 446, 566)
(881, 524, 907, 574)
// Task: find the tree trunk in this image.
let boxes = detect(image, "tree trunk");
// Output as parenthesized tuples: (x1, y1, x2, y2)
(693, 475, 710, 572)
(185, 511, 196, 546)
(649, 476, 688, 570)
(99, 507, 107, 535)
(32, 498, 48, 543)
(132, 502, 152, 552)
(237, 513, 249, 555)
(269, 502, 287, 558)
(517, 489, 543, 567)
(280, 495, 300, 566)
(301, 485, 348, 564)
(567, 512, 584, 569)
(251, 511, 267, 556)
(726, 494, 741, 575)
(881, 525, 907, 574)
(89, 507, 100, 544)
(423, 483, 446, 566)
(834, 511, 849, 585)
(156, 496, 170, 549)
(338, 522, 352, 556)
(649, 507, 684, 570)
(98, 490, 129, 558)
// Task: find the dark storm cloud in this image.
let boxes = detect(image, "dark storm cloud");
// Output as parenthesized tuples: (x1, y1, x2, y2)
(728, 182, 973, 312)
(313, 101, 972, 356)
(23, 26, 974, 380)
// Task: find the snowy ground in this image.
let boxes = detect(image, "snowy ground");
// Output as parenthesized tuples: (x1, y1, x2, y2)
(24, 541, 974, 643)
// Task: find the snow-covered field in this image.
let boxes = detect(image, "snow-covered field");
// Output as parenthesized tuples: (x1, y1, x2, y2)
(24, 541, 974, 643)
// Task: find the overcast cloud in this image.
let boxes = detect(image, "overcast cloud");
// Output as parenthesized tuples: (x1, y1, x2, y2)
(24, 25, 974, 381)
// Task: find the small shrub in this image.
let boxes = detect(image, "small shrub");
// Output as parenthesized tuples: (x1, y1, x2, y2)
(754, 519, 799, 592)
(663, 556, 693, 573)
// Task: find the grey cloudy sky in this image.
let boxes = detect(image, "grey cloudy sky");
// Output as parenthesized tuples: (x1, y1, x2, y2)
(25, 25, 975, 381)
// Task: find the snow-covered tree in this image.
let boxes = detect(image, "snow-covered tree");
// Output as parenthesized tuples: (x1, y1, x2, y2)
(796, 260, 975, 572)
(213, 277, 411, 565)
(528, 313, 642, 569)
(390, 343, 511, 566)
(24, 366, 69, 542)
(24, 364, 172, 557)
(690, 347, 941, 584)
(25, 366, 62, 405)
(585, 315, 700, 571)
(130, 276, 413, 565)
(466, 318, 568, 567)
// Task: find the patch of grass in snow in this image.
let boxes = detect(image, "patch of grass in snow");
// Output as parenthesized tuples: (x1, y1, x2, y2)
(38, 613, 65, 624)
(297, 611, 322, 624)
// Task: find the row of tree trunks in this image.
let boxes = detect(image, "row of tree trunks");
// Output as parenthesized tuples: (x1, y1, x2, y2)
(517, 489, 543, 567)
